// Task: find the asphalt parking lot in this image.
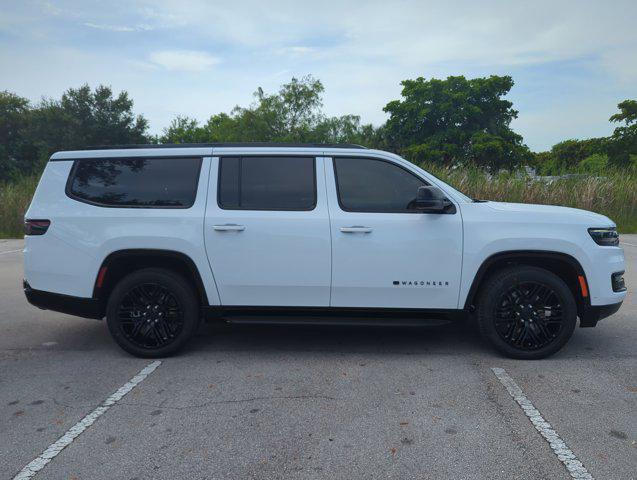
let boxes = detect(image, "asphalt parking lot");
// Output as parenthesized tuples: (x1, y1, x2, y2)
(1, 237, 635, 480)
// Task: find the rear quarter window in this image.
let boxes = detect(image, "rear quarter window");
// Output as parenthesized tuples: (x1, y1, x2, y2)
(67, 157, 202, 208)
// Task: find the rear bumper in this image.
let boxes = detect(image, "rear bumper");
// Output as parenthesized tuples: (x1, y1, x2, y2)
(579, 301, 623, 327)
(23, 280, 103, 320)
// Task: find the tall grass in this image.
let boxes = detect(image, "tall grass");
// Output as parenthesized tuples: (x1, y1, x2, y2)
(424, 163, 637, 233)
(0, 175, 39, 238)
(0, 166, 635, 238)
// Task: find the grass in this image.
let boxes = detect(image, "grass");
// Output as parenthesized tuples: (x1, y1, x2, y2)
(423, 163, 637, 233)
(0, 175, 40, 238)
(0, 166, 636, 238)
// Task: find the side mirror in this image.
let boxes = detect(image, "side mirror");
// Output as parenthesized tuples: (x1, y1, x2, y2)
(415, 186, 452, 213)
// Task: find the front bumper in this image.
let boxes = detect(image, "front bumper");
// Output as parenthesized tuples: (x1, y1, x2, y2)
(584, 245, 626, 306)
(23, 280, 103, 320)
(579, 301, 623, 327)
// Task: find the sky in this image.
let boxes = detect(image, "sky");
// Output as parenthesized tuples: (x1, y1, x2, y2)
(1, 0, 636, 151)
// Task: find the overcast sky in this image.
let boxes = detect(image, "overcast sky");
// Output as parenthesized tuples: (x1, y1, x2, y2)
(1, 0, 636, 151)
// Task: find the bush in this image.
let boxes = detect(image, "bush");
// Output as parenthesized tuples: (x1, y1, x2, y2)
(0, 175, 39, 237)
(577, 153, 608, 174)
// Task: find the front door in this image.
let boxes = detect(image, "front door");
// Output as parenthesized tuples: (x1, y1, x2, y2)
(204, 155, 331, 306)
(326, 156, 463, 309)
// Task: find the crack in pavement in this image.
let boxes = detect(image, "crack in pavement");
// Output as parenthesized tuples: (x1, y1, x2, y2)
(52, 394, 338, 411)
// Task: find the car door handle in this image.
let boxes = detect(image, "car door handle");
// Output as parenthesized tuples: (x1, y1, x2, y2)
(340, 226, 373, 233)
(213, 224, 246, 232)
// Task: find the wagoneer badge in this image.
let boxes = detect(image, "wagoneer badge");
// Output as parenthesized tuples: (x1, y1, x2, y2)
(393, 280, 449, 287)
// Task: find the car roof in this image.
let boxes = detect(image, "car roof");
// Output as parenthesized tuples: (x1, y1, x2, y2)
(49, 143, 373, 161)
(81, 142, 367, 150)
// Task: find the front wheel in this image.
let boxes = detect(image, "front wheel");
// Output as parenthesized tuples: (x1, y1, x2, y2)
(477, 266, 577, 359)
(106, 268, 199, 358)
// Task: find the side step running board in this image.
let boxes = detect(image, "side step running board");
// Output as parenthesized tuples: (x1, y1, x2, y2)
(203, 306, 465, 327)
(224, 316, 452, 327)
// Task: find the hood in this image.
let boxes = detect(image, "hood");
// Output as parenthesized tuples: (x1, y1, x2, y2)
(485, 201, 615, 227)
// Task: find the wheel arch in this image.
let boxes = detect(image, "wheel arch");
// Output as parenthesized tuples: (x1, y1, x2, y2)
(93, 249, 209, 315)
(464, 250, 590, 320)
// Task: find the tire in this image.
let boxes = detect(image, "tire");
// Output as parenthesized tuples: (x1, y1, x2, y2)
(476, 266, 577, 359)
(106, 268, 199, 358)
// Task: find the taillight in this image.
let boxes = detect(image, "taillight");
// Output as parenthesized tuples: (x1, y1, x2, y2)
(24, 219, 50, 236)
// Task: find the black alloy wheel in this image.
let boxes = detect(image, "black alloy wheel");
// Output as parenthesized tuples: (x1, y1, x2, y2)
(493, 281, 564, 351)
(106, 268, 199, 357)
(117, 283, 184, 349)
(477, 266, 577, 359)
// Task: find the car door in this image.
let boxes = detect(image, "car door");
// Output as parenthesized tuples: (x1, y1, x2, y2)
(204, 155, 331, 306)
(326, 156, 463, 309)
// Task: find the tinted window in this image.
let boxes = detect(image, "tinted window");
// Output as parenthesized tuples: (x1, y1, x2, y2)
(218, 157, 240, 208)
(68, 157, 201, 208)
(334, 157, 427, 212)
(218, 156, 316, 210)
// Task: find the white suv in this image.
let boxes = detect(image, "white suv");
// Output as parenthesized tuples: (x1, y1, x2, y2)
(23, 143, 626, 359)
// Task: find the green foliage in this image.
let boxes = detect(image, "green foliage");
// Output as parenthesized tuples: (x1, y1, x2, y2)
(577, 153, 608, 174)
(159, 76, 384, 147)
(0, 85, 149, 181)
(534, 100, 637, 174)
(531, 151, 555, 174)
(161, 116, 210, 143)
(547, 138, 607, 172)
(3, 78, 636, 178)
(27, 84, 149, 154)
(0, 175, 39, 237)
(384, 75, 531, 171)
(609, 99, 637, 124)
(607, 99, 637, 168)
(467, 131, 532, 171)
(0, 91, 31, 179)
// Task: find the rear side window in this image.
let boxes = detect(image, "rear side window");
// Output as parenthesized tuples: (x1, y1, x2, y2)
(334, 157, 427, 213)
(67, 157, 202, 208)
(218, 156, 316, 210)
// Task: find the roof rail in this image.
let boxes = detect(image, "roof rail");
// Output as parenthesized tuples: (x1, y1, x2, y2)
(83, 142, 368, 150)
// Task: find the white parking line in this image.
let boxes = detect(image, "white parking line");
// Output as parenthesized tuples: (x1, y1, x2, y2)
(0, 249, 22, 255)
(13, 361, 162, 480)
(491, 367, 593, 480)
(621, 241, 637, 247)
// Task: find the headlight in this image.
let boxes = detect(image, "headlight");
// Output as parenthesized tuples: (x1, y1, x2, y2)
(588, 227, 619, 246)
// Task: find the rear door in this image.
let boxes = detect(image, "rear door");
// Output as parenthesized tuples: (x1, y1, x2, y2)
(326, 156, 463, 309)
(204, 155, 331, 306)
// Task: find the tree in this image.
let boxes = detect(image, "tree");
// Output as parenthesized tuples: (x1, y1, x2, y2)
(383, 75, 531, 171)
(158, 76, 383, 147)
(313, 114, 385, 146)
(0, 91, 31, 180)
(608, 99, 637, 168)
(548, 137, 607, 172)
(31, 84, 150, 171)
(29, 84, 149, 150)
(0, 85, 150, 180)
(209, 75, 325, 142)
(161, 116, 209, 144)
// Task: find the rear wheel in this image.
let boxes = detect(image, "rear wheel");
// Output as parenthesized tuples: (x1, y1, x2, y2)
(106, 268, 199, 357)
(477, 266, 577, 359)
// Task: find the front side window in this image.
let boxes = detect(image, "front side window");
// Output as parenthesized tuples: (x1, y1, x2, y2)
(334, 157, 427, 212)
(67, 157, 202, 208)
(218, 156, 316, 210)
